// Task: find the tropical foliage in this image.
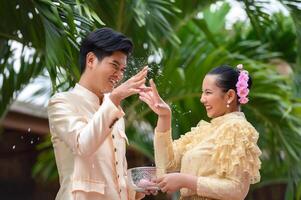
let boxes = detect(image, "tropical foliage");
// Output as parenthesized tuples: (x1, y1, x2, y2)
(1, 0, 301, 199)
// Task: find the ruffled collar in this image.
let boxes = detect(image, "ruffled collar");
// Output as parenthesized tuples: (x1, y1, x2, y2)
(211, 112, 245, 126)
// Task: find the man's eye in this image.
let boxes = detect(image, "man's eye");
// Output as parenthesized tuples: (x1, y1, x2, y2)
(112, 63, 118, 69)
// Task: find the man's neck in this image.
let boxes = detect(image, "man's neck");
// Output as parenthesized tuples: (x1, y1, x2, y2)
(78, 78, 104, 104)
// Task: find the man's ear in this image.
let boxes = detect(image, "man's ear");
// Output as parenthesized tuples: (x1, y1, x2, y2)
(85, 52, 96, 70)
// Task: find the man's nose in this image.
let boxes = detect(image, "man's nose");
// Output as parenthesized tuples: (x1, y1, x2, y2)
(116, 71, 124, 81)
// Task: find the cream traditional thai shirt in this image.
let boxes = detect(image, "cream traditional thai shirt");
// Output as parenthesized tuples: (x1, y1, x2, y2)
(154, 112, 261, 200)
(48, 84, 138, 200)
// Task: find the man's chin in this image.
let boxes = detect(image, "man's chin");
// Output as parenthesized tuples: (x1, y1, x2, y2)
(103, 87, 114, 94)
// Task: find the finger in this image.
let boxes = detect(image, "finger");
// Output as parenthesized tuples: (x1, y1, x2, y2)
(144, 190, 151, 195)
(150, 79, 160, 98)
(155, 177, 163, 183)
(132, 66, 148, 80)
(157, 181, 166, 189)
(167, 191, 173, 195)
(160, 185, 168, 193)
(139, 95, 153, 106)
(134, 70, 147, 81)
(151, 190, 158, 195)
(139, 86, 152, 92)
(141, 90, 154, 102)
(132, 78, 146, 88)
(128, 88, 141, 96)
(139, 92, 153, 101)
(138, 84, 148, 89)
(125, 69, 146, 84)
(135, 66, 148, 76)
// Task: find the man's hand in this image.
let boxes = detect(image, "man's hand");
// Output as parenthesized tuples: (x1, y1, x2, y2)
(110, 66, 148, 106)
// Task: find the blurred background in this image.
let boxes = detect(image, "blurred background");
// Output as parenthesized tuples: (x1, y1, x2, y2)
(0, 0, 301, 199)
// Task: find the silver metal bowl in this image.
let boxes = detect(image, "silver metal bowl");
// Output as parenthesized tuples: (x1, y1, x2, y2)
(127, 166, 160, 192)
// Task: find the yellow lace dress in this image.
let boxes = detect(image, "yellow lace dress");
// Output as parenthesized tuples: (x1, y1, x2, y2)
(154, 112, 261, 200)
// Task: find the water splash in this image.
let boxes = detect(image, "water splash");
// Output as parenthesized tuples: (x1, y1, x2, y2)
(182, 110, 192, 116)
(12, 145, 16, 149)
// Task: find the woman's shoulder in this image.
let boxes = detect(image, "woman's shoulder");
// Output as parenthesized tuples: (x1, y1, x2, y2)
(212, 114, 261, 184)
(215, 114, 260, 144)
(218, 112, 257, 131)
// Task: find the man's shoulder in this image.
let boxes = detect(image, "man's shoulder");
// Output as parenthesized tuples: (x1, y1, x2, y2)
(48, 90, 78, 106)
(50, 91, 71, 100)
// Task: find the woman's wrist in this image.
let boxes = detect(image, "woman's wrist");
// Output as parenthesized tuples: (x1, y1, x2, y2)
(180, 173, 198, 192)
(158, 109, 171, 118)
(156, 114, 171, 133)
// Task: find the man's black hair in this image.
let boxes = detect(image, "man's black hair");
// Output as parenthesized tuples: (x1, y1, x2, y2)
(79, 27, 133, 74)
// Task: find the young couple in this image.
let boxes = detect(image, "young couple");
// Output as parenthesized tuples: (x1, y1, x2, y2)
(48, 28, 261, 200)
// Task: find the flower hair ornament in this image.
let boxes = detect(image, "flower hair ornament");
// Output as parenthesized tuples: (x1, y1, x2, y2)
(236, 64, 249, 104)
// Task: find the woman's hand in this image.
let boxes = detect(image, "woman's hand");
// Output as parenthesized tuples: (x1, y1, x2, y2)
(155, 173, 184, 194)
(139, 79, 171, 117)
(155, 173, 198, 195)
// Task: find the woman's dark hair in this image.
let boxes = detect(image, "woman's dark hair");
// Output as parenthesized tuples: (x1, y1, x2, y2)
(207, 64, 252, 94)
(79, 27, 133, 74)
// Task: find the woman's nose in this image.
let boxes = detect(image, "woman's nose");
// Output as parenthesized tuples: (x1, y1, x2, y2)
(200, 94, 205, 104)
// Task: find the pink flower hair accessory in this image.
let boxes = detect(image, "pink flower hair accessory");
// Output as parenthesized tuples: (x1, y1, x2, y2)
(236, 64, 249, 104)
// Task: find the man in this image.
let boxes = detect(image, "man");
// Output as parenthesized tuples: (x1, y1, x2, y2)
(48, 27, 147, 200)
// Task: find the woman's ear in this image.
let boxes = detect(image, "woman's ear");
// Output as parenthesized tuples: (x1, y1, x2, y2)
(226, 89, 237, 104)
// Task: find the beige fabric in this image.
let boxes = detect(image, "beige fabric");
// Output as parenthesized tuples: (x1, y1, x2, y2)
(48, 84, 138, 200)
(154, 112, 261, 200)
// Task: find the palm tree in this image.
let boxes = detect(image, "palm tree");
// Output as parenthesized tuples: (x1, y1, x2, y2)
(0, 0, 105, 119)
(1, 0, 301, 199)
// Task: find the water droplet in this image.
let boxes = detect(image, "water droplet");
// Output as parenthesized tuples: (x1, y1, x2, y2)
(30, 140, 34, 144)
(28, 128, 31, 132)
(28, 12, 33, 19)
(16, 4, 20, 9)
(12, 145, 16, 149)
(17, 30, 23, 39)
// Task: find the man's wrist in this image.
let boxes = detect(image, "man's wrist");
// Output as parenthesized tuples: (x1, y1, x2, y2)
(110, 91, 122, 106)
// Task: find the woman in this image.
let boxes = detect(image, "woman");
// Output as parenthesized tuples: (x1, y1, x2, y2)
(139, 64, 261, 200)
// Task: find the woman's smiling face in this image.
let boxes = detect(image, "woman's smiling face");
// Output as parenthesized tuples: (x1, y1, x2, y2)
(200, 75, 229, 118)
